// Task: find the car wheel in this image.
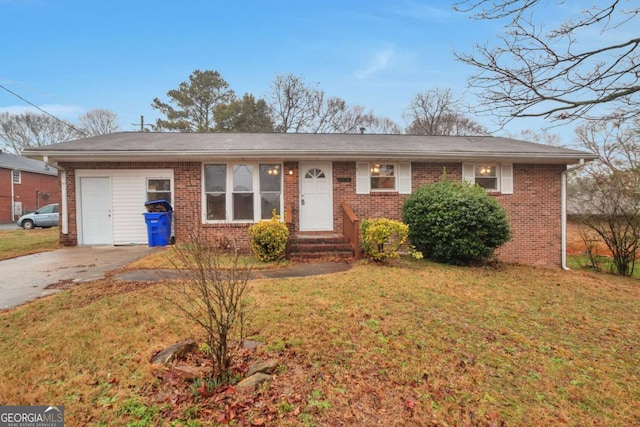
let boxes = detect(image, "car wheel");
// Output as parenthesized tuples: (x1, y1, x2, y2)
(22, 219, 35, 229)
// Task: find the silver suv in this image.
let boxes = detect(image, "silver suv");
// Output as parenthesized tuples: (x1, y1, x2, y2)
(17, 203, 59, 229)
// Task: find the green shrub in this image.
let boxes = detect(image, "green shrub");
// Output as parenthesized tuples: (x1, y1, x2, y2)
(402, 179, 511, 265)
(360, 218, 408, 262)
(248, 212, 289, 262)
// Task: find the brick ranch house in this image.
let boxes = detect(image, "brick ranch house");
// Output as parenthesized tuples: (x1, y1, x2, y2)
(23, 132, 597, 268)
(0, 149, 60, 222)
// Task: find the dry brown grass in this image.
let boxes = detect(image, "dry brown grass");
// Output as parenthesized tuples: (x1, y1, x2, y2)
(0, 227, 60, 260)
(0, 259, 639, 426)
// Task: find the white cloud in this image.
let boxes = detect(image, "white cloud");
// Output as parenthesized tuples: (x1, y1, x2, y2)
(354, 46, 396, 79)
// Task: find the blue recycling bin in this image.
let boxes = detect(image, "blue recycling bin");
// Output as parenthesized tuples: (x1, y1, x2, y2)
(143, 199, 173, 247)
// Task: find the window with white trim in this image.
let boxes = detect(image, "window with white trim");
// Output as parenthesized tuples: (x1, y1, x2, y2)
(462, 163, 513, 194)
(12, 170, 21, 184)
(205, 164, 226, 220)
(474, 165, 498, 190)
(356, 162, 412, 195)
(370, 164, 396, 191)
(147, 178, 172, 202)
(204, 163, 282, 222)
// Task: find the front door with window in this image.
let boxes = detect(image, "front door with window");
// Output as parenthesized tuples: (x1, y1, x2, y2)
(299, 162, 333, 231)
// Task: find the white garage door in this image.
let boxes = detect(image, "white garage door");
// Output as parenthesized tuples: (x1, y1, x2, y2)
(76, 169, 174, 245)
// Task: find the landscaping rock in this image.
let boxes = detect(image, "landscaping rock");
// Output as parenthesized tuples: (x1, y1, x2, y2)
(173, 364, 209, 381)
(246, 359, 279, 377)
(151, 340, 197, 364)
(236, 372, 272, 391)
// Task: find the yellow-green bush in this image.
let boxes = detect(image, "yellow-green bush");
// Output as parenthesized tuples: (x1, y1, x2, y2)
(248, 213, 289, 262)
(360, 218, 408, 262)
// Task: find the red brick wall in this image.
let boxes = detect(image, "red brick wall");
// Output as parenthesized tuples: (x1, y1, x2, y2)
(0, 168, 60, 222)
(58, 160, 564, 267)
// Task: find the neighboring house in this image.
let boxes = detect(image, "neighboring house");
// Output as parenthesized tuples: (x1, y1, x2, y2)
(0, 149, 60, 223)
(23, 132, 597, 268)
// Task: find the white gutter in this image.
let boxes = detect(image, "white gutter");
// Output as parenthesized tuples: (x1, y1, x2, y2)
(10, 169, 16, 222)
(561, 159, 587, 270)
(60, 168, 68, 235)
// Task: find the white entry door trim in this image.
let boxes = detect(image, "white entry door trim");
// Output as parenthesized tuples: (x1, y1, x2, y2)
(299, 162, 333, 231)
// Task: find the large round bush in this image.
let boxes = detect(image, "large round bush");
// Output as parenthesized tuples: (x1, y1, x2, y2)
(402, 179, 511, 265)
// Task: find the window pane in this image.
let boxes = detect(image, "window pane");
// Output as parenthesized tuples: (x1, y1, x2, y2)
(233, 193, 254, 220)
(148, 179, 170, 192)
(260, 164, 282, 192)
(39, 205, 53, 214)
(148, 192, 172, 202)
(476, 178, 498, 190)
(371, 164, 394, 177)
(207, 193, 226, 220)
(475, 165, 496, 177)
(233, 165, 253, 191)
(371, 177, 396, 189)
(205, 165, 226, 192)
(261, 193, 280, 219)
(12, 170, 20, 183)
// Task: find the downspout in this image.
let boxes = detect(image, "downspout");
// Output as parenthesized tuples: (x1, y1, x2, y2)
(10, 169, 16, 222)
(561, 159, 586, 270)
(60, 167, 68, 235)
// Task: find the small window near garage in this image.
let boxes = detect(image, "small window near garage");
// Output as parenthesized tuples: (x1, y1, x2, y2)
(12, 170, 21, 184)
(205, 164, 227, 220)
(370, 164, 396, 191)
(474, 165, 498, 190)
(260, 164, 282, 219)
(147, 178, 171, 202)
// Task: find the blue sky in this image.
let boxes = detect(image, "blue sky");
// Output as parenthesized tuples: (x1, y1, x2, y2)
(1, 0, 574, 140)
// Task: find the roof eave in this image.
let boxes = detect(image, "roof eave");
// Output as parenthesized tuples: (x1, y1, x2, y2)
(24, 149, 598, 165)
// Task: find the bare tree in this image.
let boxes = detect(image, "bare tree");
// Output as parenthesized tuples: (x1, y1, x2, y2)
(77, 109, 120, 136)
(571, 116, 640, 276)
(510, 129, 563, 147)
(163, 230, 253, 383)
(269, 73, 400, 134)
(269, 73, 322, 133)
(404, 87, 488, 135)
(0, 112, 79, 154)
(454, 0, 640, 124)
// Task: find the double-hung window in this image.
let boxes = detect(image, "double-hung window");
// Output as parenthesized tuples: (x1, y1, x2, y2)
(204, 163, 282, 222)
(12, 170, 21, 184)
(205, 164, 227, 220)
(260, 164, 281, 219)
(147, 178, 172, 202)
(370, 164, 396, 191)
(356, 162, 412, 194)
(462, 163, 513, 194)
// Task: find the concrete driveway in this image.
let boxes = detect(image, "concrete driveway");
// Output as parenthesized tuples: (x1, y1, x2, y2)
(0, 246, 159, 310)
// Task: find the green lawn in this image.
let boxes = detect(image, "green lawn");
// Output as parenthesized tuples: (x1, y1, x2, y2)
(0, 227, 60, 260)
(0, 258, 638, 426)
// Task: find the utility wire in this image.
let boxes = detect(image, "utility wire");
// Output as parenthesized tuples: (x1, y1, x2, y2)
(0, 83, 89, 137)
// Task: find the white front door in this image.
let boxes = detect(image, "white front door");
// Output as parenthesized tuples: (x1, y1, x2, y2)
(79, 177, 113, 245)
(299, 162, 333, 231)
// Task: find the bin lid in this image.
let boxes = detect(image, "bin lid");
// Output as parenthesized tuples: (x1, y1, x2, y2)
(145, 199, 173, 212)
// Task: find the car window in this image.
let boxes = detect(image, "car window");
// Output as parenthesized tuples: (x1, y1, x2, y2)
(38, 205, 54, 214)
(52, 205, 59, 214)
